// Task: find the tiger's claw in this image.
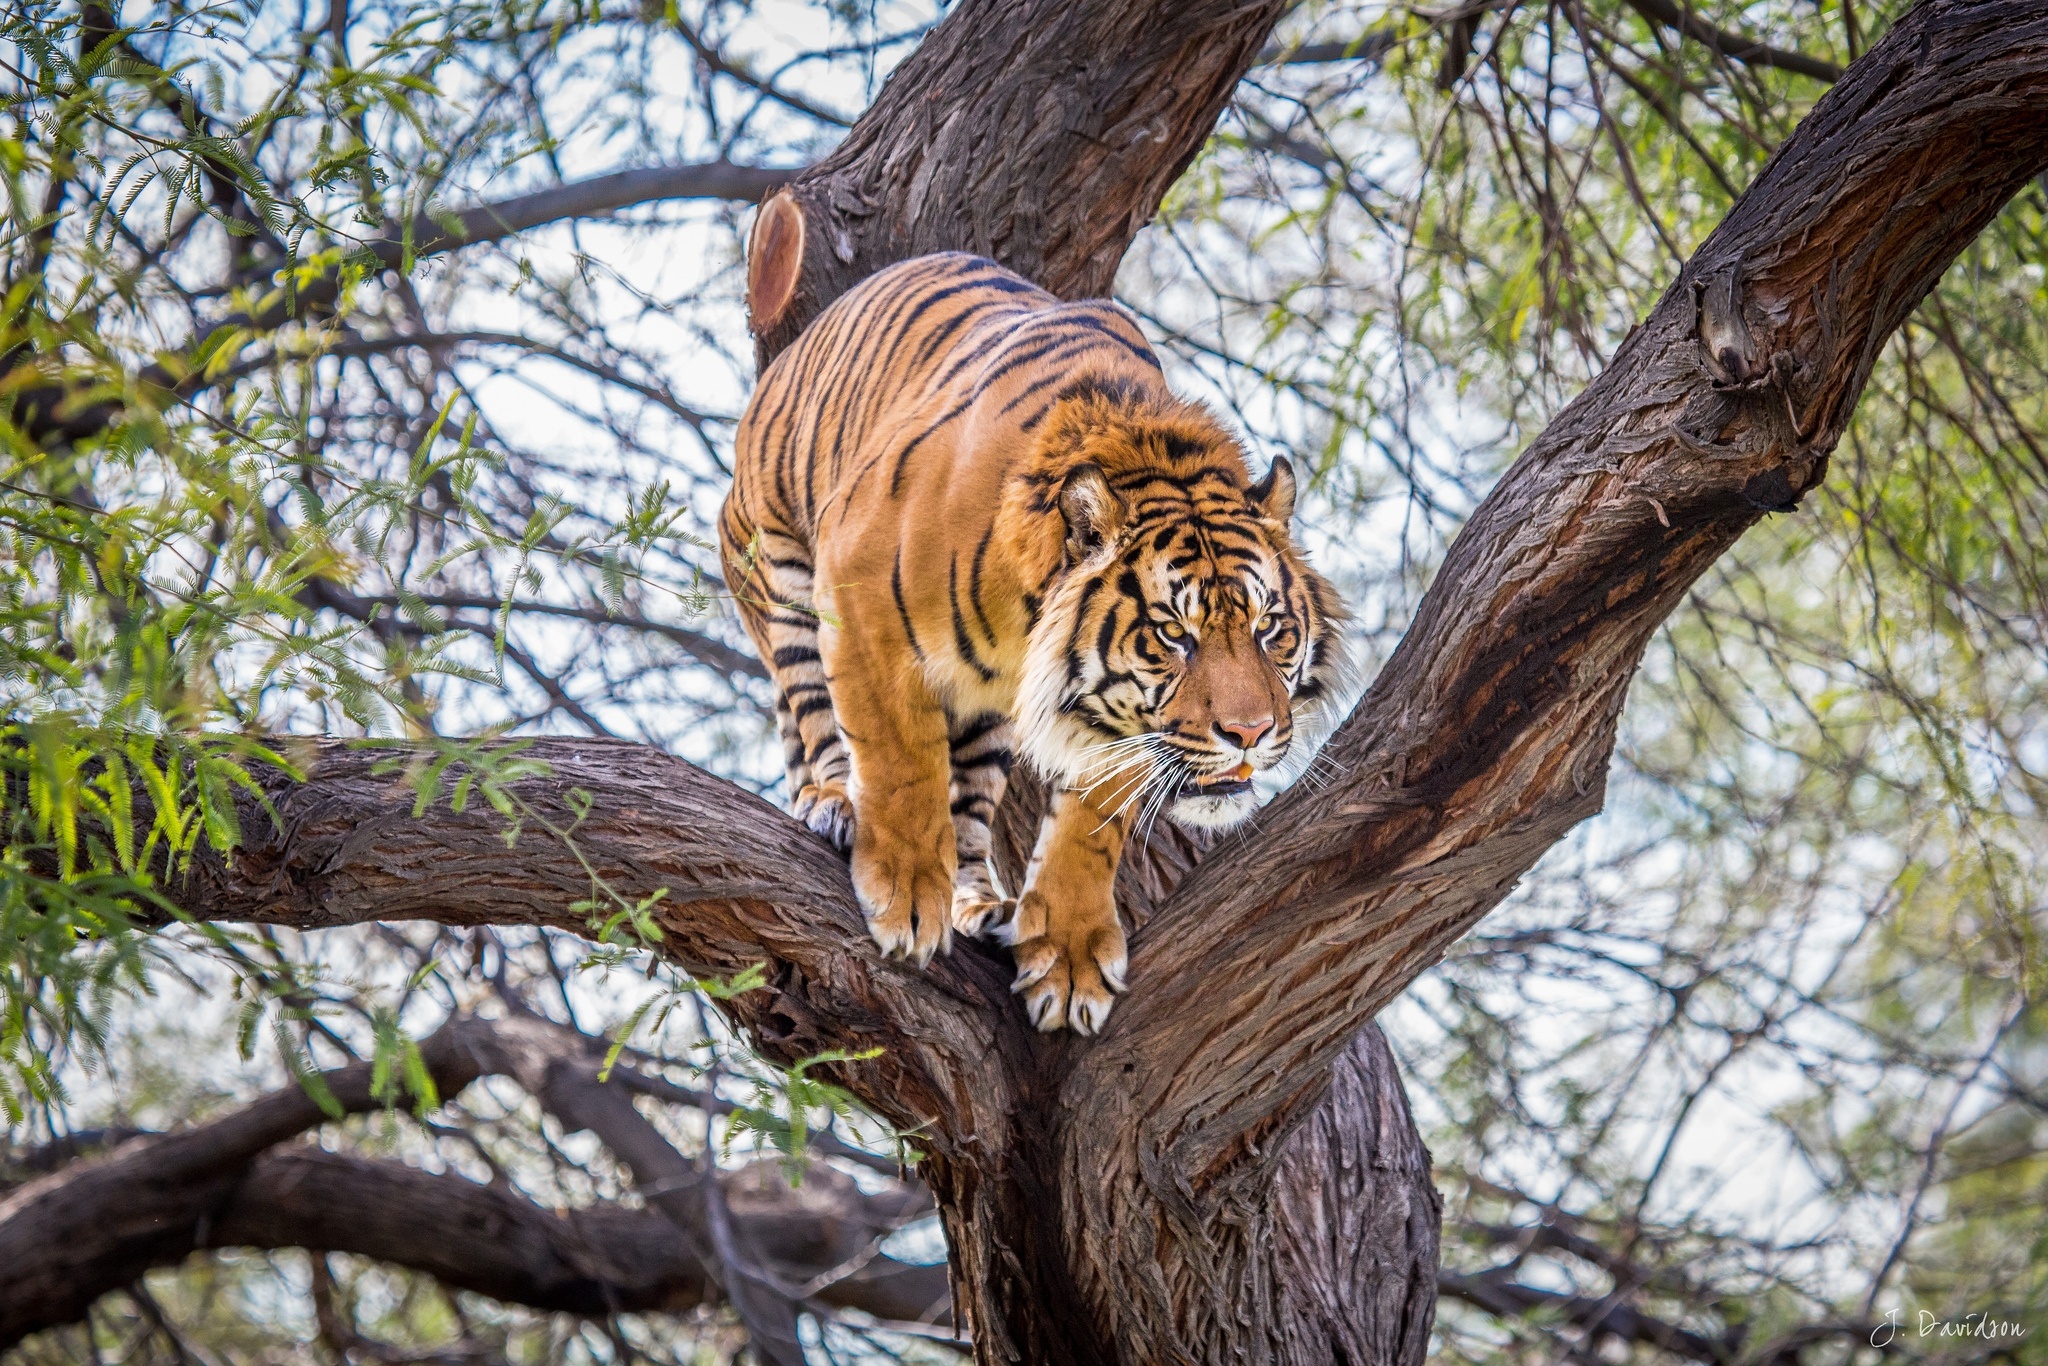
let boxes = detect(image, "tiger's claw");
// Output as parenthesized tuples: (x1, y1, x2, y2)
(952, 889, 1016, 940)
(1010, 922, 1127, 1034)
(796, 783, 856, 851)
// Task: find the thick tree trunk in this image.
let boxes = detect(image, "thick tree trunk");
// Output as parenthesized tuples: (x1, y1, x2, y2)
(18, 1, 2048, 1361)
(741, 2, 1446, 1358)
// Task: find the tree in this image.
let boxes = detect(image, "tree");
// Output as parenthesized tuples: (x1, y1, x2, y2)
(3, 0, 2045, 1363)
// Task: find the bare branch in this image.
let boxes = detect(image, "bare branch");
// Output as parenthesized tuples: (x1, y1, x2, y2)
(1256, 31, 1401, 67)
(12, 159, 790, 449)
(1253, 4, 1838, 84)
(391, 592, 765, 682)
(1439, 1270, 1731, 1362)
(390, 161, 798, 263)
(0, 1012, 948, 1350)
(1620, 0, 1844, 83)
(0, 1018, 488, 1345)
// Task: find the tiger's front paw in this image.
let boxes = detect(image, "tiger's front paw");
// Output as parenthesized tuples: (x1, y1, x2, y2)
(852, 840, 954, 967)
(1009, 904, 1127, 1035)
(793, 782, 855, 851)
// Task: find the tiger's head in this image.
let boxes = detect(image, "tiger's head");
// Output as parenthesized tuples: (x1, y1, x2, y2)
(1013, 388, 1352, 831)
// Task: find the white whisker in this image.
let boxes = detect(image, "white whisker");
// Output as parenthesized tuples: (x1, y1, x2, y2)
(1074, 733, 1171, 791)
(1135, 759, 1185, 850)
(1081, 749, 1179, 835)
(1106, 757, 1175, 824)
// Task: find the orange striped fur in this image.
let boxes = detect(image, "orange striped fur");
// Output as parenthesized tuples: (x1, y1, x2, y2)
(720, 253, 1348, 1033)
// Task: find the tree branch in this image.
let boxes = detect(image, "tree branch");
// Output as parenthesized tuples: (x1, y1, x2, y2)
(157, 740, 1014, 1137)
(12, 160, 789, 449)
(1620, 0, 1844, 83)
(0, 1018, 487, 1344)
(390, 161, 797, 263)
(1254, 4, 1841, 82)
(1439, 1270, 1730, 1362)
(1256, 31, 1401, 67)
(0, 1012, 948, 1350)
(376, 590, 768, 682)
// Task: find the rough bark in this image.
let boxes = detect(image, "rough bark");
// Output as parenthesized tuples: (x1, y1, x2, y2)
(5, 1145, 939, 1324)
(0, 1013, 946, 1351)
(0, 1019, 483, 1342)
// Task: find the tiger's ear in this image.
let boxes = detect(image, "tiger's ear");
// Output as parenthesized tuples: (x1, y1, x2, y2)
(747, 192, 805, 336)
(1249, 456, 1298, 524)
(1059, 463, 1125, 560)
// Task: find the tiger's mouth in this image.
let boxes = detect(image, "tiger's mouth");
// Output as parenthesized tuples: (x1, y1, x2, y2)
(1163, 759, 1264, 831)
(1181, 760, 1256, 798)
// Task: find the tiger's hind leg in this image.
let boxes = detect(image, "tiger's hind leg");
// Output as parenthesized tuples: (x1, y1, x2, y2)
(946, 711, 1015, 939)
(736, 530, 855, 849)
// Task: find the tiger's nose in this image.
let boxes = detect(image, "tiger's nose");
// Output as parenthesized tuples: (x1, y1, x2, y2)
(1216, 717, 1274, 750)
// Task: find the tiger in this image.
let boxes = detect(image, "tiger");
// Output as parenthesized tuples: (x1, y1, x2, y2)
(719, 251, 1349, 1034)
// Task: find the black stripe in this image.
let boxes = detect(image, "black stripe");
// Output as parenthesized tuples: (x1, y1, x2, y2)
(906, 277, 1044, 371)
(986, 334, 1114, 408)
(862, 268, 1000, 400)
(949, 560, 996, 681)
(950, 712, 1005, 750)
(888, 395, 978, 495)
(967, 526, 999, 644)
(1093, 598, 1124, 665)
(892, 550, 925, 660)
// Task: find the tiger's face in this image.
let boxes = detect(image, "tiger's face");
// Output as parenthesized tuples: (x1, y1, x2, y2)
(1016, 451, 1349, 832)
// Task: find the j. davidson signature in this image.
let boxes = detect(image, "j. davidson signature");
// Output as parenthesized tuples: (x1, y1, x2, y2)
(1871, 1309, 2031, 1348)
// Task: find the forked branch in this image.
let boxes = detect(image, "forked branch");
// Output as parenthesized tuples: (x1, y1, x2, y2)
(1072, 0, 2048, 1215)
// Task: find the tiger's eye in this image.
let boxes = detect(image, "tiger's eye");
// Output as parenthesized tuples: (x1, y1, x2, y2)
(1161, 621, 1187, 639)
